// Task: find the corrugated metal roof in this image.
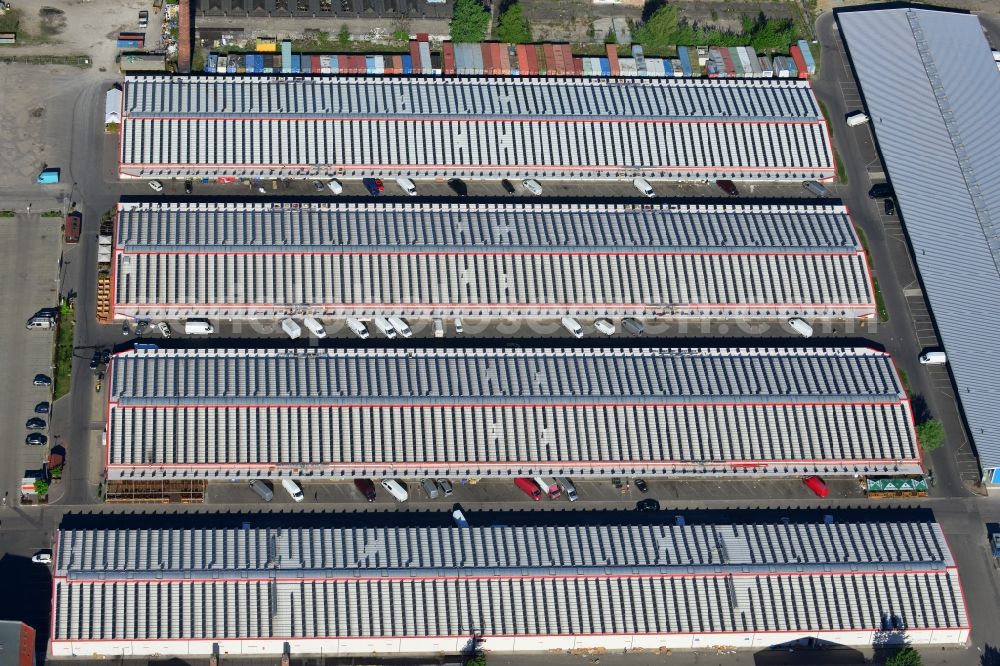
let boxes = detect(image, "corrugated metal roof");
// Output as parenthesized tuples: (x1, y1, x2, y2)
(118, 75, 834, 180)
(112, 201, 874, 319)
(116, 202, 861, 253)
(105, 347, 920, 478)
(838, 7, 1000, 469)
(51, 523, 968, 643)
(55, 522, 954, 578)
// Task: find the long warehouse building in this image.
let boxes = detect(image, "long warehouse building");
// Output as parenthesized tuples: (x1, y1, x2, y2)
(112, 201, 875, 320)
(50, 520, 969, 656)
(118, 75, 834, 180)
(104, 347, 921, 480)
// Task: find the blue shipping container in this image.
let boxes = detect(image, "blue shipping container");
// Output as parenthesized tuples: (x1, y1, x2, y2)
(599, 58, 610, 76)
(366, 55, 377, 73)
(402, 54, 412, 74)
(291, 54, 301, 73)
(330, 55, 339, 73)
(797, 39, 816, 74)
(677, 46, 693, 76)
(281, 41, 292, 73)
(117, 40, 141, 48)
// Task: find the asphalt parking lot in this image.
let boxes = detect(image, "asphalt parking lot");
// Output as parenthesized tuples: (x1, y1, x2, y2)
(206, 476, 866, 508)
(0, 214, 65, 507)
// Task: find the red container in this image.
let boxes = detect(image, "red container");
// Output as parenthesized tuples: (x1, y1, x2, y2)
(719, 46, 735, 77)
(311, 55, 321, 73)
(482, 43, 494, 75)
(501, 45, 512, 75)
(606, 43, 620, 76)
(442, 43, 454, 75)
(409, 40, 421, 72)
(790, 44, 809, 79)
(392, 54, 403, 75)
(514, 477, 542, 501)
(492, 42, 503, 75)
(518, 44, 531, 74)
(416, 32, 429, 42)
(64, 212, 81, 244)
(527, 44, 539, 75)
(572, 56, 583, 75)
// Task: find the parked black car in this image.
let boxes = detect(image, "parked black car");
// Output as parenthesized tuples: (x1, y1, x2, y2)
(26, 417, 46, 430)
(33, 374, 51, 386)
(447, 178, 468, 196)
(184, 179, 193, 194)
(884, 198, 896, 216)
(25, 433, 47, 446)
(89, 350, 101, 370)
(501, 179, 515, 195)
(715, 179, 739, 196)
(633, 478, 649, 493)
(868, 182, 893, 199)
(636, 499, 660, 512)
(34, 401, 50, 414)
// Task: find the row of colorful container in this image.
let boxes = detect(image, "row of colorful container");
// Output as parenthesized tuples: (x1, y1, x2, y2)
(204, 40, 814, 78)
(116, 31, 145, 50)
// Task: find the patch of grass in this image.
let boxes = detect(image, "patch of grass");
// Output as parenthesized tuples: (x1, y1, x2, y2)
(41, 210, 62, 218)
(873, 277, 889, 322)
(854, 226, 889, 322)
(53, 302, 75, 400)
(897, 367, 910, 396)
(834, 149, 848, 184)
(0, 54, 91, 67)
(0, 210, 15, 217)
(0, 7, 22, 33)
(105, 122, 120, 133)
(817, 100, 848, 184)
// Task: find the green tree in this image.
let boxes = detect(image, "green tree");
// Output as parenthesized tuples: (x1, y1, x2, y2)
(34, 479, 50, 497)
(916, 419, 944, 452)
(465, 656, 487, 666)
(496, 3, 532, 44)
(633, 3, 679, 53)
(338, 23, 351, 46)
(450, 0, 490, 43)
(886, 646, 922, 666)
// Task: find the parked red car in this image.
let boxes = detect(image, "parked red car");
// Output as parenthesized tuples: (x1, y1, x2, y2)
(715, 179, 739, 196)
(803, 475, 829, 498)
(514, 477, 542, 501)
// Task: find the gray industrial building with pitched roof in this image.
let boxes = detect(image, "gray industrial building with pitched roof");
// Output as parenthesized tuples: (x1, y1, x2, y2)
(838, 7, 1000, 484)
(111, 201, 875, 320)
(118, 75, 834, 180)
(50, 520, 969, 656)
(104, 346, 920, 480)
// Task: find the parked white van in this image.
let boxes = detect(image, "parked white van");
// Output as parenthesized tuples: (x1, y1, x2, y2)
(919, 351, 947, 365)
(374, 317, 397, 338)
(280, 318, 302, 339)
(303, 316, 327, 338)
(281, 478, 304, 502)
(787, 318, 814, 338)
(381, 478, 409, 502)
(388, 316, 413, 338)
(347, 317, 370, 339)
(632, 177, 655, 198)
(184, 319, 214, 334)
(25, 317, 55, 330)
(433, 318, 444, 338)
(395, 177, 417, 196)
(561, 316, 584, 338)
(556, 477, 578, 502)
(594, 318, 616, 335)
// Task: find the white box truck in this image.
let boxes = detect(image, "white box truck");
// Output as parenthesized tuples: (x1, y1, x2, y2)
(846, 111, 870, 127)
(787, 318, 814, 338)
(280, 318, 302, 339)
(184, 320, 214, 334)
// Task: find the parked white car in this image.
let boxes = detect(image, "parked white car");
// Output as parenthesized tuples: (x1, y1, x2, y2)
(327, 178, 343, 194)
(280, 318, 302, 339)
(148, 180, 163, 192)
(157, 321, 171, 338)
(32, 552, 52, 564)
(521, 179, 543, 196)
(787, 318, 814, 338)
(594, 318, 616, 335)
